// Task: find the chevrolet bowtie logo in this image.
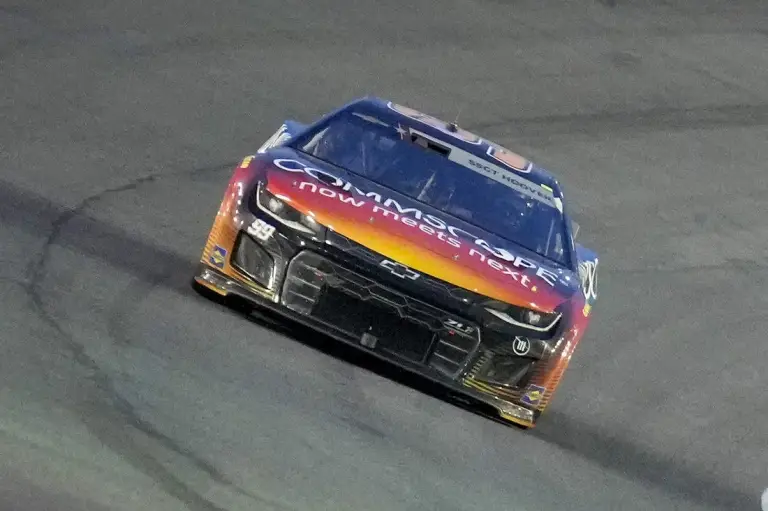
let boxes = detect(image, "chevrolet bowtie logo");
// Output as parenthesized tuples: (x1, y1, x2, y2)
(380, 259, 420, 280)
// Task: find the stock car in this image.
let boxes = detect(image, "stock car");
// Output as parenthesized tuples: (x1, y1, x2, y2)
(192, 96, 599, 428)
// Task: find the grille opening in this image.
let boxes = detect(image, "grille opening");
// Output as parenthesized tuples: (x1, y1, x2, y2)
(310, 285, 436, 364)
(281, 251, 480, 376)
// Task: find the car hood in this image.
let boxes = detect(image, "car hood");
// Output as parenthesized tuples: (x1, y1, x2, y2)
(257, 148, 580, 312)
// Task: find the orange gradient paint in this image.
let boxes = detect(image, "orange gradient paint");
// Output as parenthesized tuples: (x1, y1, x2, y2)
(266, 171, 565, 311)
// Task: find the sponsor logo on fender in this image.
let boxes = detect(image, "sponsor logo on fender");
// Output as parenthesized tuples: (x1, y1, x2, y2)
(209, 245, 227, 269)
(578, 259, 598, 301)
(512, 336, 531, 356)
(521, 384, 546, 406)
(239, 155, 255, 168)
(272, 158, 561, 288)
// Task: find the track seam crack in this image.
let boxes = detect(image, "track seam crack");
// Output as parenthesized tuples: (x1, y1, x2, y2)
(21, 161, 295, 511)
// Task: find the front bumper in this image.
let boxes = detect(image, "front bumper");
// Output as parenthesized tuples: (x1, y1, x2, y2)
(193, 179, 569, 428)
(194, 222, 555, 429)
(194, 262, 541, 427)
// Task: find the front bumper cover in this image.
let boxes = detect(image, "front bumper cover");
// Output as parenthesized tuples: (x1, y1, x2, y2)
(193, 172, 566, 428)
(194, 255, 542, 428)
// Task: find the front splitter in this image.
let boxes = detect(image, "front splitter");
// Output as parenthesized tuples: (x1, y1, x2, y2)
(193, 262, 538, 428)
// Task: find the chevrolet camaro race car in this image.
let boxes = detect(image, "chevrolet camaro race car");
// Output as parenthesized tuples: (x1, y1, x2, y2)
(192, 97, 599, 428)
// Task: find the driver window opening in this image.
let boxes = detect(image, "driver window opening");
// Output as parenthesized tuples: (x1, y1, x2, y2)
(410, 134, 450, 156)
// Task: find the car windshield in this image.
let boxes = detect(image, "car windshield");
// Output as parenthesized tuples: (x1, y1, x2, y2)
(291, 110, 571, 267)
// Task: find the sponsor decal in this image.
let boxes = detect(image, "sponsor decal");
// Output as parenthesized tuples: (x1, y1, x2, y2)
(467, 248, 538, 292)
(247, 218, 275, 241)
(578, 259, 598, 301)
(380, 259, 420, 280)
(521, 384, 546, 406)
(385, 104, 553, 209)
(406, 128, 558, 210)
(512, 336, 531, 356)
(582, 303, 592, 317)
(444, 319, 475, 335)
(239, 155, 255, 168)
(271, 158, 562, 289)
(209, 245, 227, 268)
(464, 155, 554, 207)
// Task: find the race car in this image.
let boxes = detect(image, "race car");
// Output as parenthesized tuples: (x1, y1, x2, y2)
(192, 96, 599, 428)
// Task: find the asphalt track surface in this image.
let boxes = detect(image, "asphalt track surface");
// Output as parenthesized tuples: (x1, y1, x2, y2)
(1, 1, 768, 510)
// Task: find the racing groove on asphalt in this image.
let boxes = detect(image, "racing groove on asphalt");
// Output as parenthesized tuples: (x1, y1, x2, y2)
(2, 1, 768, 510)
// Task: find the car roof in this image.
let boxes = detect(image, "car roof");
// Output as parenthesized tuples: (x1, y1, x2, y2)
(329, 96, 565, 198)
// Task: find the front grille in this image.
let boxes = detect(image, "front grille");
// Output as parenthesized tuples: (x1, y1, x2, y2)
(311, 286, 435, 363)
(281, 250, 481, 378)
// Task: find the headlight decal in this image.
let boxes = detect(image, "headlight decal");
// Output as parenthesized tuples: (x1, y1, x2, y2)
(484, 306, 562, 332)
(255, 182, 324, 237)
